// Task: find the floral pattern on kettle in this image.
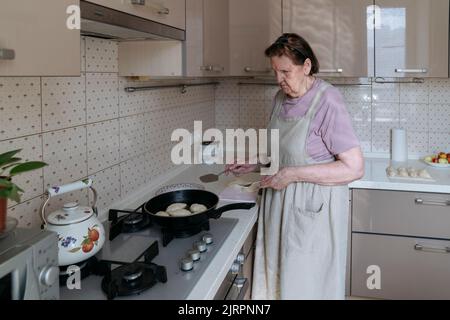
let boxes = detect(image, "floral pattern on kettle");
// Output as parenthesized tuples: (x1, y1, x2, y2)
(66, 225, 101, 254)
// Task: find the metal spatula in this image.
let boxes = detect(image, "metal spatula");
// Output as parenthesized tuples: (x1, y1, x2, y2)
(199, 170, 226, 183)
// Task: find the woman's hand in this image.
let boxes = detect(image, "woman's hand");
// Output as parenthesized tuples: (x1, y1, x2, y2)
(260, 168, 293, 190)
(225, 164, 259, 176)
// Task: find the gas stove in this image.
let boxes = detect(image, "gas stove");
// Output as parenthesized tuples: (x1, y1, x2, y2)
(59, 203, 238, 300)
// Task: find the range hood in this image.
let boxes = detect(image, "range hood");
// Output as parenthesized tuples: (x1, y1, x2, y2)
(80, 1, 185, 41)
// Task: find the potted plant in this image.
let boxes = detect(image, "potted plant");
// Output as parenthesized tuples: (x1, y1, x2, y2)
(0, 149, 47, 233)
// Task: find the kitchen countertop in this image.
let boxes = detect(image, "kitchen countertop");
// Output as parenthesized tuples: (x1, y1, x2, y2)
(349, 158, 450, 194)
(96, 157, 449, 300)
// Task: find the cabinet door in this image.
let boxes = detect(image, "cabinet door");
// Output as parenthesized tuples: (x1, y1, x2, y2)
(229, 0, 281, 77)
(87, 0, 186, 30)
(0, 0, 80, 76)
(202, 0, 229, 76)
(375, 0, 449, 78)
(352, 233, 450, 299)
(283, 0, 374, 77)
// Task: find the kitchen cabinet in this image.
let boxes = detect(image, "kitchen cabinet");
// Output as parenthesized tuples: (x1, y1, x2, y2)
(228, 0, 282, 77)
(185, 0, 229, 77)
(351, 189, 450, 299)
(374, 0, 449, 78)
(0, 0, 80, 76)
(283, 0, 374, 77)
(85, 0, 186, 30)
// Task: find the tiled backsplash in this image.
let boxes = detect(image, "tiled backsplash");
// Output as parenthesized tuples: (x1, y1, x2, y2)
(0, 37, 215, 228)
(1, 36, 450, 229)
(215, 78, 450, 156)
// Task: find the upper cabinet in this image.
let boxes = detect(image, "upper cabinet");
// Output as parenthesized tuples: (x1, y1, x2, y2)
(0, 0, 80, 76)
(228, 0, 282, 77)
(185, 0, 229, 77)
(283, 0, 374, 78)
(375, 0, 449, 78)
(86, 0, 186, 30)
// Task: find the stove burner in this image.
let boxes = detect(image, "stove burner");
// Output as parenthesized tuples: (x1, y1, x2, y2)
(124, 213, 144, 226)
(100, 241, 167, 300)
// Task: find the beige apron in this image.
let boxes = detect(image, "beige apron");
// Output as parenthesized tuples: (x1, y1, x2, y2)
(252, 81, 349, 300)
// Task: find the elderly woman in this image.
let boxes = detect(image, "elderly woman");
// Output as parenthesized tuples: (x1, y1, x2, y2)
(226, 33, 364, 300)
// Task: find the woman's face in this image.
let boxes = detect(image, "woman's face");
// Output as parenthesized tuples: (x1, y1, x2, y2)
(270, 55, 311, 98)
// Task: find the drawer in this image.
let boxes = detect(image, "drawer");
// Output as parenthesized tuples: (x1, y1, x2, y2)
(352, 189, 450, 239)
(351, 233, 450, 300)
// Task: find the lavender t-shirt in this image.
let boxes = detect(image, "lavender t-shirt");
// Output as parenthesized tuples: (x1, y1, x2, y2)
(276, 78, 360, 162)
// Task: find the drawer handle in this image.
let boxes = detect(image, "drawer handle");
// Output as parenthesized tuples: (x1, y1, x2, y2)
(395, 68, 428, 74)
(414, 244, 450, 254)
(244, 67, 271, 74)
(415, 198, 450, 207)
(320, 68, 343, 73)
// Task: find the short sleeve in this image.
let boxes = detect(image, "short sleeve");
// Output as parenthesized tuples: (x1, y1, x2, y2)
(317, 88, 360, 156)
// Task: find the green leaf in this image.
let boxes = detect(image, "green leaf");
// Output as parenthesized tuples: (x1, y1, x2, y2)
(0, 158, 22, 170)
(0, 149, 22, 167)
(69, 247, 81, 253)
(9, 162, 47, 176)
(0, 187, 12, 198)
(7, 184, 22, 203)
(0, 179, 13, 188)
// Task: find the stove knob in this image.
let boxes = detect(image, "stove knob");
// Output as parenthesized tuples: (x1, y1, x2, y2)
(39, 266, 59, 286)
(180, 258, 194, 272)
(188, 249, 201, 262)
(236, 253, 245, 265)
(202, 234, 213, 245)
(194, 241, 207, 253)
(230, 262, 240, 275)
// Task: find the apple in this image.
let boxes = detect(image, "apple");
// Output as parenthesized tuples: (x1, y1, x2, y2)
(439, 153, 447, 160)
(425, 156, 433, 162)
(438, 158, 449, 164)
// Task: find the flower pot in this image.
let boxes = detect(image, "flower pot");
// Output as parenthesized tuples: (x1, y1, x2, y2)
(0, 196, 6, 234)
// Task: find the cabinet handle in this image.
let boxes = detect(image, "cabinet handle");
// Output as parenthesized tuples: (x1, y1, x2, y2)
(0, 48, 15, 60)
(415, 198, 450, 207)
(201, 65, 224, 73)
(395, 68, 428, 74)
(234, 277, 249, 300)
(244, 67, 271, 74)
(131, 0, 170, 15)
(414, 244, 450, 254)
(319, 68, 343, 73)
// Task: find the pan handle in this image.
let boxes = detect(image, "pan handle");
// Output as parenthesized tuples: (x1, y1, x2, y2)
(208, 203, 256, 219)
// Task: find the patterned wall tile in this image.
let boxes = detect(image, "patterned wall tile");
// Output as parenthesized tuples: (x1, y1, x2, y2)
(89, 165, 121, 211)
(86, 73, 119, 123)
(239, 85, 266, 101)
(119, 78, 145, 117)
(429, 79, 450, 104)
(240, 100, 266, 129)
(399, 104, 429, 132)
(87, 119, 120, 175)
(429, 132, 450, 153)
(85, 37, 118, 73)
(372, 83, 400, 103)
(42, 75, 86, 131)
(407, 131, 429, 154)
(429, 104, 450, 134)
(145, 109, 169, 151)
(120, 115, 146, 162)
(81, 36, 86, 73)
(354, 126, 372, 153)
(372, 127, 391, 153)
(215, 79, 240, 100)
(400, 82, 429, 104)
(0, 77, 41, 140)
(43, 127, 87, 188)
(44, 190, 90, 217)
(0, 135, 43, 203)
(341, 85, 372, 103)
(265, 85, 280, 101)
(372, 102, 400, 129)
(215, 99, 240, 127)
(347, 103, 372, 129)
(120, 153, 147, 198)
(7, 196, 44, 229)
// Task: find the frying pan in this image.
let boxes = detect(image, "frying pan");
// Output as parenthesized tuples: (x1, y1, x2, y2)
(144, 189, 256, 229)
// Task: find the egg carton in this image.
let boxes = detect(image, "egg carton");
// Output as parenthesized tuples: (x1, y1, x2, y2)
(386, 166, 435, 182)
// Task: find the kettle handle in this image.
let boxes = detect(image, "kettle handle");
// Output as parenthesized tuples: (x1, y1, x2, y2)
(40, 179, 98, 227)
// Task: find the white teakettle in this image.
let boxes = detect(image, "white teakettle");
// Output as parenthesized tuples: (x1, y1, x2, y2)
(40, 179, 105, 267)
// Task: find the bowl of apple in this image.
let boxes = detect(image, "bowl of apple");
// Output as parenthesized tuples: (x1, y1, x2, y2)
(423, 152, 450, 168)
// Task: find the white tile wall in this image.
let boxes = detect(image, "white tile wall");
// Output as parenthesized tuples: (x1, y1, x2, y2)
(0, 37, 215, 229)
